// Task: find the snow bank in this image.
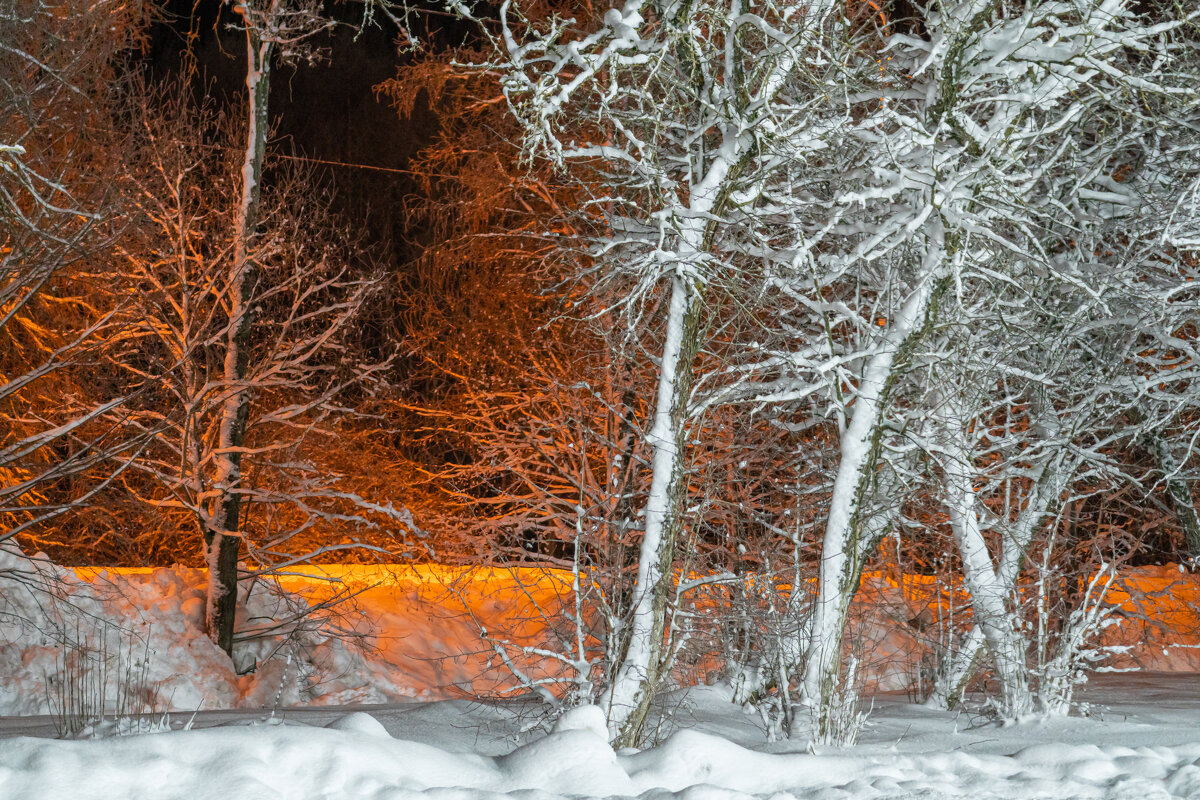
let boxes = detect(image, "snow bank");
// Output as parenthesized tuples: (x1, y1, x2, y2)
(0, 547, 410, 717)
(842, 566, 1200, 691)
(294, 564, 577, 699)
(0, 551, 582, 717)
(1100, 565, 1200, 672)
(3, 704, 1200, 800)
(3, 550, 1199, 720)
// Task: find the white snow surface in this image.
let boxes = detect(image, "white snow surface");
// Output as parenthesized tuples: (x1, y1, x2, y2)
(4, 680, 1200, 799)
(0, 547, 416, 714)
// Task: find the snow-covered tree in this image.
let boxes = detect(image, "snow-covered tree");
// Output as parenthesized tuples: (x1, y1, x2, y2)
(875, 0, 1199, 717)
(94, 89, 420, 661)
(811, 0, 1197, 726)
(449, 0, 875, 742)
(689, 0, 1197, 731)
(451, 0, 1200, 739)
(1117, 28, 1200, 564)
(153, 0, 417, 655)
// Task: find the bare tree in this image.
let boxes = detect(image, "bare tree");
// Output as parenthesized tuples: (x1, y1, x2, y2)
(95, 90, 417, 659)
(0, 0, 148, 544)
(130, 0, 418, 654)
(451, 0, 870, 742)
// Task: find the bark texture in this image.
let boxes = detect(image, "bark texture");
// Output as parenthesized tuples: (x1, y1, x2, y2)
(205, 9, 273, 657)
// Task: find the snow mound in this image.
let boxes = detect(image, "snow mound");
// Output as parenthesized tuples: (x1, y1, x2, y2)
(4, 551, 1200, 721)
(553, 704, 608, 736)
(3, 720, 1200, 800)
(326, 711, 391, 738)
(501, 709, 632, 796)
(0, 546, 409, 716)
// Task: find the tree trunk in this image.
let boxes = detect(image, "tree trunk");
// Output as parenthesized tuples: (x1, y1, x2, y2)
(928, 389, 1070, 712)
(940, 401, 1033, 718)
(602, 268, 705, 747)
(800, 237, 950, 732)
(1154, 435, 1200, 563)
(599, 134, 750, 746)
(206, 14, 273, 658)
(927, 626, 985, 710)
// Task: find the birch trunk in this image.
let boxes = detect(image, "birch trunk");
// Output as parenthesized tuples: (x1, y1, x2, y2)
(800, 235, 950, 728)
(928, 391, 1069, 712)
(939, 398, 1033, 718)
(602, 268, 705, 747)
(205, 8, 274, 657)
(600, 126, 750, 744)
(927, 626, 985, 710)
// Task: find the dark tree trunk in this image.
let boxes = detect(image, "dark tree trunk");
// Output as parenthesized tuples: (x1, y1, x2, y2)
(205, 12, 272, 658)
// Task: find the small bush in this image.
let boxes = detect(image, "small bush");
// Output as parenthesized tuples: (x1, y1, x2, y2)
(45, 622, 165, 738)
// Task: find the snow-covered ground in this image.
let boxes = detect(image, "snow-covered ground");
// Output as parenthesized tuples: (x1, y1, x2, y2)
(3, 547, 1200, 799)
(2, 676, 1200, 799)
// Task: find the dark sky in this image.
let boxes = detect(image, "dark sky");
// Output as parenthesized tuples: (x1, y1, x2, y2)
(143, 0, 455, 263)
(137, 0, 481, 367)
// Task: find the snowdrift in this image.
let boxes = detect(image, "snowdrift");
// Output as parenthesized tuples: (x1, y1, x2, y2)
(2, 547, 1199, 718)
(0, 551, 578, 716)
(3, 699, 1200, 800)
